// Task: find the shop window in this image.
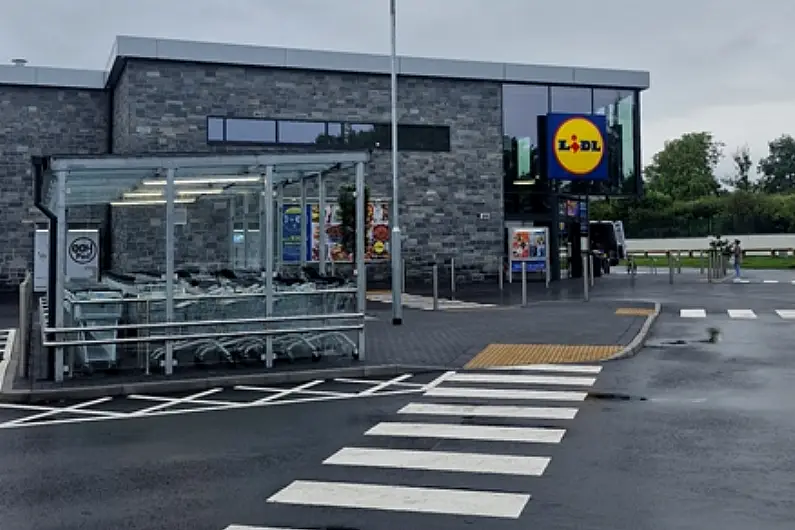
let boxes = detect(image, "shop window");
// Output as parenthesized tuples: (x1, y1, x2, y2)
(207, 117, 225, 141)
(550, 86, 593, 114)
(224, 118, 276, 143)
(277, 120, 327, 144)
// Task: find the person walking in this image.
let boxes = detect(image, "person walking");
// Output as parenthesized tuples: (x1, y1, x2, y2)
(732, 239, 742, 277)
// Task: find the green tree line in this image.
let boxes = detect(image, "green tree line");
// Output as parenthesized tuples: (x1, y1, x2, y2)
(591, 132, 795, 238)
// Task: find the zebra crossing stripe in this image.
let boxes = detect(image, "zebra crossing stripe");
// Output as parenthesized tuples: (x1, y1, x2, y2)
(267, 480, 530, 518)
(727, 309, 757, 319)
(680, 309, 706, 318)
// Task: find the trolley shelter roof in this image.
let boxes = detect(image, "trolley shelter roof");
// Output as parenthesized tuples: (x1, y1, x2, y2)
(38, 151, 369, 209)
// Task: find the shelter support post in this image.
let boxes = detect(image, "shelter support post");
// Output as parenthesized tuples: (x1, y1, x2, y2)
(300, 178, 307, 268)
(265, 167, 275, 368)
(355, 162, 366, 360)
(164, 168, 176, 375)
(276, 183, 284, 272)
(54, 170, 67, 383)
(318, 173, 326, 275)
(229, 196, 236, 268)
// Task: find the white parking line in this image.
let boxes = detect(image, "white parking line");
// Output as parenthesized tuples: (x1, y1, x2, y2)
(324, 447, 550, 476)
(0, 397, 116, 427)
(267, 480, 530, 518)
(448, 372, 597, 387)
(131, 388, 223, 415)
(727, 309, 757, 319)
(397, 402, 579, 420)
(425, 386, 588, 401)
(365, 421, 566, 444)
(358, 373, 413, 396)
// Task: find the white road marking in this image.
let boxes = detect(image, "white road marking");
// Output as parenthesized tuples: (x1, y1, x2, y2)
(775, 309, 795, 319)
(358, 373, 413, 396)
(727, 309, 757, 319)
(680, 309, 707, 318)
(449, 372, 596, 387)
(763, 280, 779, 284)
(486, 363, 602, 374)
(235, 380, 339, 403)
(733, 279, 751, 283)
(425, 386, 587, 401)
(131, 388, 224, 415)
(398, 402, 578, 420)
(0, 397, 117, 427)
(0, 386, 429, 430)
(127, 394, 239, 407)
(333, 377, 424, 388)
(324, 447, 550, 476)
(365, 421, 565, 444)
(267, 480, 530, 518)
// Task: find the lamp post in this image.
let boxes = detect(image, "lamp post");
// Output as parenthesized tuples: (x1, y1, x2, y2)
(389, 0, 403, 325)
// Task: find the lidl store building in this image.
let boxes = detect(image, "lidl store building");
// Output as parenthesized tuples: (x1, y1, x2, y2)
(0, 36, 650, 289)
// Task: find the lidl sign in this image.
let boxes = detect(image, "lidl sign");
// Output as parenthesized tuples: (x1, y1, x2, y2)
(546, 113, 608, 180)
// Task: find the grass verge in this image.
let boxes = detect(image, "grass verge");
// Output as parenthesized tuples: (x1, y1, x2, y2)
(627, 255, 795, 270)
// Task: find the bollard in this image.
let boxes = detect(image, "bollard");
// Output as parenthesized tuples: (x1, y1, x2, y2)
(582, 253, 590, 301)
(707, 252, 713, 283)
(450, 257, 456, 300)
(699, 251, 705, 275)
(668, 252, 674, 284)
(432, 264, 439, 311)
(521, 261, 528, 306)
(402, 258, 406, 293)
(589, 254, 595, 288)
(498, 258, 504, 291)
(677, 251, 682, 274)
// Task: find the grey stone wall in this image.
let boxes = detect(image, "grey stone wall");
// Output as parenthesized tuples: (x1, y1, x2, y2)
(0, 85, 108, 288)
(110, 60, 504, 280)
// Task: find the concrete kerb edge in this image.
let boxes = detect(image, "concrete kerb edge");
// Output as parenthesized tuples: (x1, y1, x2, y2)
(0, 363, 449, 404)
(605, 301, 662, 362)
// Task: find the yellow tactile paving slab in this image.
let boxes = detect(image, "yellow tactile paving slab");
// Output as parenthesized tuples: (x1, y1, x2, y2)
(465, 343, 623, 368)
(615, 307, 655, 316)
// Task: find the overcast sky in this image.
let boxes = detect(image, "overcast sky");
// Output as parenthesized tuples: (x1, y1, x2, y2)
(2, 0, 793, 177)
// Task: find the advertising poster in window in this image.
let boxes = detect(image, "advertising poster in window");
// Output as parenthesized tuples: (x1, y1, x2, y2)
(281, 205, 310, 262)
(306, 201, 391, 263)
(510, 227, 547, 273)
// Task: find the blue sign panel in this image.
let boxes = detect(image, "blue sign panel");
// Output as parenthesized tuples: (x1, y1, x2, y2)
(546, 113, 608, 181)
(281, 205, 313, 262)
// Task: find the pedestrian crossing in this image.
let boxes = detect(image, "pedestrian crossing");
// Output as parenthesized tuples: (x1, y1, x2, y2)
(678, 308, 795, 319)
(367, 292, 496, 311)
(227, 363, 602, 527)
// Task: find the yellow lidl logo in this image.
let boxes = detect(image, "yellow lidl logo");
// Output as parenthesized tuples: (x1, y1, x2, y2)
(553, 117, 605, 176)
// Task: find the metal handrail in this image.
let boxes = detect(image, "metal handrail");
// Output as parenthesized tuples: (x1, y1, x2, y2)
(44, 311, 364, 335)
(69, 287, 358, 305)
(42, 322, 365, 348)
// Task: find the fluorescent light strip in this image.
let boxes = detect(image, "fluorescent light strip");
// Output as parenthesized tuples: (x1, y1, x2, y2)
(142, 176, 261, 186)
(124, 189, 225, 199)
(110, 199, 196, 206)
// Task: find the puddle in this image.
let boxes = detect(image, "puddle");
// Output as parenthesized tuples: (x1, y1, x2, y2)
(587, 391, 647, 402)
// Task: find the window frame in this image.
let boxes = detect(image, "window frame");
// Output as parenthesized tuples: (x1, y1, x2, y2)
(206, 116, 451, 152)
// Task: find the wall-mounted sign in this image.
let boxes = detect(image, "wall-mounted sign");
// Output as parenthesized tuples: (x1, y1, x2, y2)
(546, 113, 608, 181)
(34, 229, 100, 292)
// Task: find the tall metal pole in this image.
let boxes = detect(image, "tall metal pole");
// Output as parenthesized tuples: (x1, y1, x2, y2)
(389, 0, 403, 325)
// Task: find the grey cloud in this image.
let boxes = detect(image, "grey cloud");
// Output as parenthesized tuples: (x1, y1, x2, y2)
(1, 0, 794, 162)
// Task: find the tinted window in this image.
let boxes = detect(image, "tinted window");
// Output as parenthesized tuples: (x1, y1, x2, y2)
(348, 124, 378, 149)
(593, 88, 638, 195)
(207, 117, 225, 141)
(225, 118, 276, 143)
(550, 86, 592, 114)
(317, 122, 345, 146)
(278, 120, 326, 144)
(399, 125, 450, 151)
(502, 84, 548, 148)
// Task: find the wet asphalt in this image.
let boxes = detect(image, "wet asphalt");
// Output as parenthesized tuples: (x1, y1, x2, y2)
(0, 273, 794, 530)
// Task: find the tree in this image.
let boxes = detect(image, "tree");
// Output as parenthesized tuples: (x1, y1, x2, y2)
(757, 134, 795, 194)
(645, 132, 724, 200)
(722, 144, 754, 192)
(338, 184, 371, 263)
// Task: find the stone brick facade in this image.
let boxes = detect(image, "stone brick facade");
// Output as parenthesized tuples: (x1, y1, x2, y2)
(109, 59, 504, 280)
(0, 58, 504, 288)
(0, 85, 108, 288)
